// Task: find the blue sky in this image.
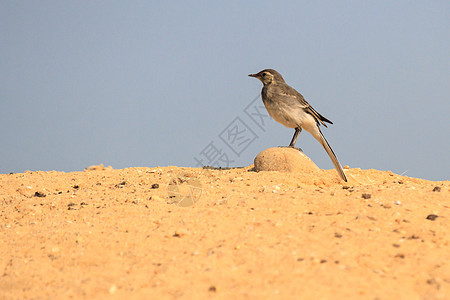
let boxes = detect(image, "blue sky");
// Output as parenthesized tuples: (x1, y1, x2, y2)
(1, 1, 449, 180)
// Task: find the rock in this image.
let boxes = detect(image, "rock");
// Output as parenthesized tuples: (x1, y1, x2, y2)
(84, 164, 113, 171)
(426, 214, 438, 221)
(254, 147, 320, 173)
(34, 191, 46, 197)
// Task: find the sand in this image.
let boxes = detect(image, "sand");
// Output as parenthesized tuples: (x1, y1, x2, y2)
(0, 163, 449, 299)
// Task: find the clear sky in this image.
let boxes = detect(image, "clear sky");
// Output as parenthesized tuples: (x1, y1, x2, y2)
(1, 1, 449, 181)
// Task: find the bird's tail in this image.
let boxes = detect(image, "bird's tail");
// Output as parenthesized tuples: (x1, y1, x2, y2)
(314, 128, 347, 182)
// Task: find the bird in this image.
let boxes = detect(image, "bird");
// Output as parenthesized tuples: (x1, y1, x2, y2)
(249, 69, 347, 182)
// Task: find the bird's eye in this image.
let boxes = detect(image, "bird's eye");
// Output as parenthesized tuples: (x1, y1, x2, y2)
(262, 72, 266, 77)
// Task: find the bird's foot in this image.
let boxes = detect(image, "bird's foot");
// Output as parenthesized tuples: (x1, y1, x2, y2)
(278, 145, 303, 152)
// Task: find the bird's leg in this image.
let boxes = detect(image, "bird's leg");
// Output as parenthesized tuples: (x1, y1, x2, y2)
(279, 128, 303, 152)
(289, 127, 301, 147)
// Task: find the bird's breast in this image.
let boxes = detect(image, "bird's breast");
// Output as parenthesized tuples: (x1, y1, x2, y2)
(261, 85, 314, 129)
(261, 95, 297, 128)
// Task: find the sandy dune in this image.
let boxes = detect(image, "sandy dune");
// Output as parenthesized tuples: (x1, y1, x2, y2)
(0, 162, 448, 299)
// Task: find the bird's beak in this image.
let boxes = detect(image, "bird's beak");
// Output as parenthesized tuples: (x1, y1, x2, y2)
(248, 73, 258, 78)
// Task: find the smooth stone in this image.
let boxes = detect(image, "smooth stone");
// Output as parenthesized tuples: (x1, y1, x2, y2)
(254, 147, 320, 173)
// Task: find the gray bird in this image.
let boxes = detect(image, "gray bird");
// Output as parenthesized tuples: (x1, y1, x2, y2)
(249, 69, 347, 182)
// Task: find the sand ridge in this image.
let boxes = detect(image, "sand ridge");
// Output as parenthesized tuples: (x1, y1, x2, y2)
(0, 164, 449, 299)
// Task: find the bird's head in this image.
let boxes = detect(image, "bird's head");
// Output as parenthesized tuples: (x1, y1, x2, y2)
(248, 69, 285, 85)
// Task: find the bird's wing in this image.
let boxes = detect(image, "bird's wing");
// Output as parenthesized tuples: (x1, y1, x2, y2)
(279, 85, 333, 127)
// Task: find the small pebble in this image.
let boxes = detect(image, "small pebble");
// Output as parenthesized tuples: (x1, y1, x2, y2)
(408, 234, 420, 240)
(172, 228, 188, 237)
(432, 186, 441, 192)
(208, 286, 217, 292)
(361, 193, 371, 199)
(34, 191, 46, 197)
(151, 183, 159, 189)
(426, 214, 438, 221)
(109, 285, 117, 294)
(150, 195, 163, 201)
